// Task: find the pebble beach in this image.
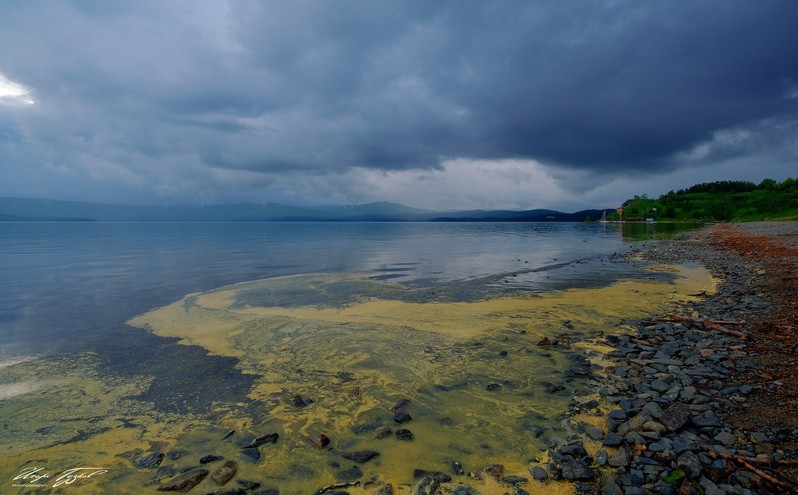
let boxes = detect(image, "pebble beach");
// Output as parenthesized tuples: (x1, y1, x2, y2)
(541, 221, 798, 495)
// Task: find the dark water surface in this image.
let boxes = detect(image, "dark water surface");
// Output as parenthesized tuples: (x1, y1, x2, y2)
(0, 223, 598, 348)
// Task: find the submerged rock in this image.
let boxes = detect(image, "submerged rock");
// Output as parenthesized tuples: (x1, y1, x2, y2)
(393, 410, 412, 424)
(236, 480, 261, 490)
(481, 464, 504, 478)
(313, 481, 361, 495)
(412, 470, 452, 482)
(373, 427, 393, 439)
(305, 433, 331, 449)
(144, 466, 178, 486)
(211, 460, 238, 486)
(156, 468, 208, 492)
(395, 429, 414, 441)
(339, 450, 380, 463)
(336, 465, 363, 482)
(412, 476, 440, 495)
(137, 452, 165, 469)
(200, 454, 225, 464)
(245, 433, 279, 448)
(240, 447, 260, 462)
(448, 483, 479, 495)
(372, 483, 393, 495)
(392, 398, 411, 411)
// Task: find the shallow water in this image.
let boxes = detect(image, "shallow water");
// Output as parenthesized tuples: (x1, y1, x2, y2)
(0, 221, 707, 494)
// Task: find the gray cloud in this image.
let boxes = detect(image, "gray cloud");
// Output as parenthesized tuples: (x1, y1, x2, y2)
(0, 0, 796, 207)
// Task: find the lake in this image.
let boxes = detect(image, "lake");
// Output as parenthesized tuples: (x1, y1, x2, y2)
(0, 221, 708, 494)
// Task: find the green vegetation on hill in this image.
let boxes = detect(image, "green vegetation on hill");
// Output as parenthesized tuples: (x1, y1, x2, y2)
(619, 178, 798, 222)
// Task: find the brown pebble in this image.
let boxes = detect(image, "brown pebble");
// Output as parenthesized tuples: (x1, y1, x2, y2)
(481, 464, 504, 478)
(305, 433, 331, 449)
(157, 468, 208, 492)
(374, 427, 393, 439)
(211, 460, 237, 486)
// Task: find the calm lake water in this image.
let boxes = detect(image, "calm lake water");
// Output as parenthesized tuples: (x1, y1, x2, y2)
(1, 221, 645, 355)
(0, 221, 704, 494)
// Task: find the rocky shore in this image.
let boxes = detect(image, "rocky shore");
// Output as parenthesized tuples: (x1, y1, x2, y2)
(137, 222, 798, 495)
(544, 221, 798, 495)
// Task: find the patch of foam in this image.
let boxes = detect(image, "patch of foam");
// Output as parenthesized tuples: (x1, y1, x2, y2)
(0, 356, 37, 369)
(0, 381, 41, 400)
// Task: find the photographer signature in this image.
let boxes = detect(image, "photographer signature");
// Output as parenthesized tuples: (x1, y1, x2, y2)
(13, 466, 108, 488)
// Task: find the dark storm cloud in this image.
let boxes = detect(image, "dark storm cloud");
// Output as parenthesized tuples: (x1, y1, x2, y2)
(218, 0, 798, 172)
(0, 0, 796, 205)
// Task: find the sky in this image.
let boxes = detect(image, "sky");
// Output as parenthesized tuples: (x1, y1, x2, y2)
(1, 1, 797, 212)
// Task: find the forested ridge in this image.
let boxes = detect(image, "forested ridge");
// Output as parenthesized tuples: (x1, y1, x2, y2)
(618, 178, 798, 222)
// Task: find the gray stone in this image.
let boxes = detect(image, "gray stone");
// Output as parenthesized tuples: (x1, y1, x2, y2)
(561, 460, 595, 481)
(608, 448, 630, 467)
(595, 449, 608, 466)
(671, 435, 697, 454)
(624, 432, 645, 446)
(603, 432, 624, 447)
(532, 466, 548, 481)
(651, 379, 671, 393)
(714, 431, 737, 447)
(648, 440, 670, 453)
(699, 476, 724, 495)
(600, 472, 623, 495)
(608, 409, 627, 420)
(586, 425, 605, 440)
(557, 442, 588, 459)
(659, 403, 691, 432)
(643, 402, 662, 419)
(676, 450, 703, 478)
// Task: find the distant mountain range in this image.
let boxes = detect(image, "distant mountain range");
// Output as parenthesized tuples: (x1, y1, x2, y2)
(0, 197, 607, 222)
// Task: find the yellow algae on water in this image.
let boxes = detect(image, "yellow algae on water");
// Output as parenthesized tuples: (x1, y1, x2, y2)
(0, 264, 714, 495)
(125, 264, 715, 493)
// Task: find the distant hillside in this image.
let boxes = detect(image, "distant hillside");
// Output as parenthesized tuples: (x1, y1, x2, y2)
(0, 197, 603, 222)
(620, 178, 798, 222)
(429, 209, 605, 222)
(0, 198, 335, 222)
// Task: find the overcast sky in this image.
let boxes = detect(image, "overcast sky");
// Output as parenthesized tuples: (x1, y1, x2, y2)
(1, 1, 797, 211)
